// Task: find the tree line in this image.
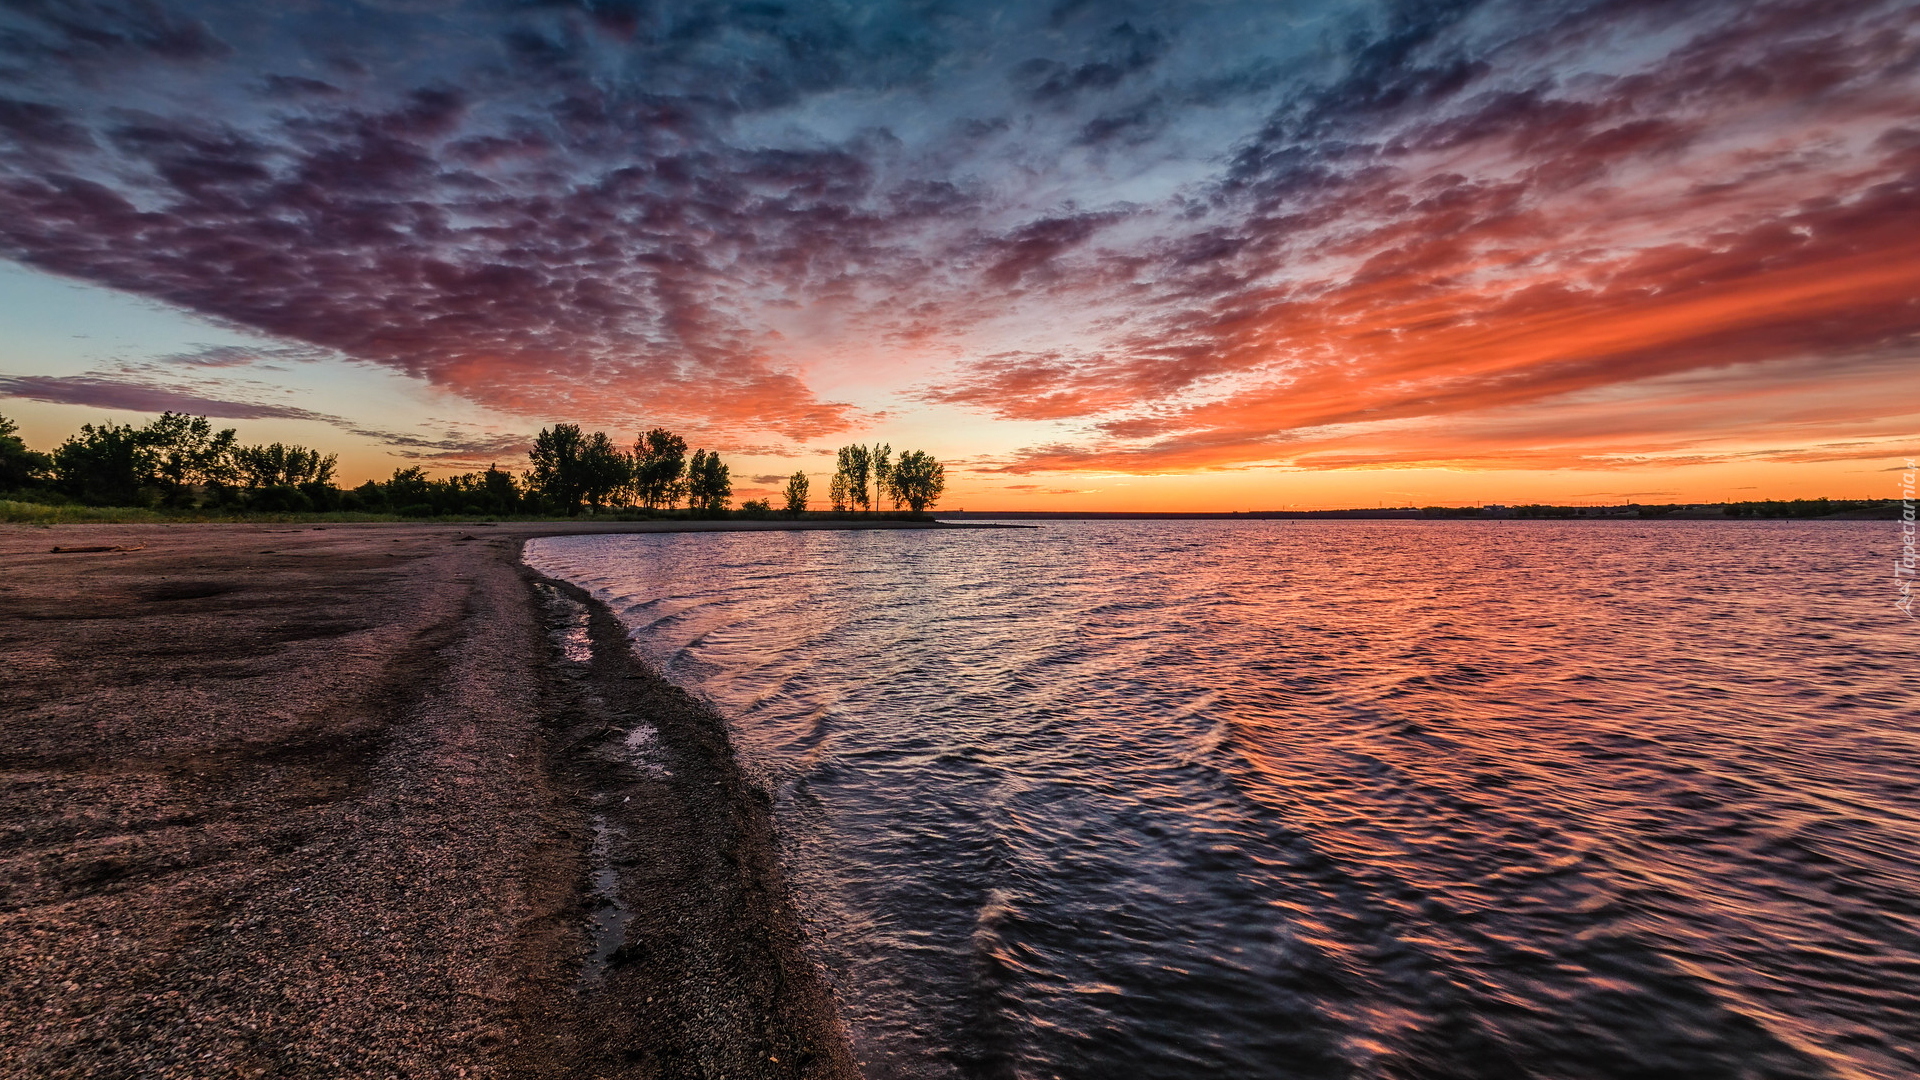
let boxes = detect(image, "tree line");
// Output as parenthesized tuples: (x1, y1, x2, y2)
(827, 443, 945, 513)
(0, 411, 946, 519)
(1, 411, 339, 511)
(516, 425, 943, 517)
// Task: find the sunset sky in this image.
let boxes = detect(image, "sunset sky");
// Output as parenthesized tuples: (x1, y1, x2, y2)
(1, 0, 1916, 509)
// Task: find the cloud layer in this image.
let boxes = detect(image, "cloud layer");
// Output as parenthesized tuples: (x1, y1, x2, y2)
(1, 0, 1915, 471)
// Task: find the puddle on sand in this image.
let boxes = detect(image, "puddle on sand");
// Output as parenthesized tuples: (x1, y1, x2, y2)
(535, 583, 594, 664)
(582, 813, 634, 985)
(537, 582, 672, 984)
(624, 722, 672, 779)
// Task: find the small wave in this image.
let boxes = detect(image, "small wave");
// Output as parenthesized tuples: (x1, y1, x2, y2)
(525, 523, 1919, 1079)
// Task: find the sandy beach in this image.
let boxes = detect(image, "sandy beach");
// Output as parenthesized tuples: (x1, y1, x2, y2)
(0, 520, 955, 1079)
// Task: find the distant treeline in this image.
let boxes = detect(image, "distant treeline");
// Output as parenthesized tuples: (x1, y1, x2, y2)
(1, 411, 341, 512)
(1439, 499, 1896, 518)
(1718, 498, 1893, 518)
(0, 412, 945, 518)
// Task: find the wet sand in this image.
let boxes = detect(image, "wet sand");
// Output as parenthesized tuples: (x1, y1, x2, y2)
(0, 520, 952, 1079)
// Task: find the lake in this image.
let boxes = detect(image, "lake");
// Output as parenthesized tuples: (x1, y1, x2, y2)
(526, 520, 1917, 1080)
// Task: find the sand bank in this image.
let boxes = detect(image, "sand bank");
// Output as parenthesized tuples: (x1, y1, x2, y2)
(0, 520, 948, 1078)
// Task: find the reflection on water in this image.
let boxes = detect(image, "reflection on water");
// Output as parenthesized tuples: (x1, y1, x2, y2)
(527, 521, 1918, 1079)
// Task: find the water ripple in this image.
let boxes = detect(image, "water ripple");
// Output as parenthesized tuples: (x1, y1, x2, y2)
(527, 521, 1919, 1080)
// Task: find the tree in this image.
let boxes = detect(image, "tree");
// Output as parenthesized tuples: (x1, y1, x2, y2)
(53, 420, 152, 505)
(144, 413, 239, 496)
(829, 471, 850, 512)
(868, 443, 891, 514)
(234, 442, 336, 488)
(347, 479, 388, 513)
(632, 427, 688, 511)
(482, 464, 521, 515)
(834, 444, 871, 513)
(0, 413, 49, 491)
(887, 450, 946, 512)
(528, 423, 588, 515)
(50, 412, 248, 506)
(686, 449, 732, 516)
(783, 470, 809, 517)
(383, 466, 434, 513)
(577, 430, 632, 513)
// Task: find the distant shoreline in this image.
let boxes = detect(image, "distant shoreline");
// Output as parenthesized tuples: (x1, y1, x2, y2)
(936, 507, 1900, 521)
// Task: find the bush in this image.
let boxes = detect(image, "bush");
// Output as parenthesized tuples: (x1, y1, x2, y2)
(350, 480, 385, 510)
(300, 481, 342, 512)
(0, 414, 50, 491)
(248, 485, 313, 513)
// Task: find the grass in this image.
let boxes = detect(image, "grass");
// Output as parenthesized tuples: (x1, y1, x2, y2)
(0, 502, 506, 525)
(0, 501, 932, 526)
(1, 500, 177, 524)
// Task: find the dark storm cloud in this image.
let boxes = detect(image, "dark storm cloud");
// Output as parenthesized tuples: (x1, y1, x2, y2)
(0, 0, 1916, 470)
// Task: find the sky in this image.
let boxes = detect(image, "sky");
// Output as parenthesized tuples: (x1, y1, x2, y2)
(1, 0, 1916, 510)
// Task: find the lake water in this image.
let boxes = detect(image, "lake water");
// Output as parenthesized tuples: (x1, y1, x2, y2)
(525, 521, 1918, 1080)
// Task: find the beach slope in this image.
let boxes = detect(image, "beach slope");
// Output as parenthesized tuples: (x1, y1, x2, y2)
(0, 521, 913, 1079)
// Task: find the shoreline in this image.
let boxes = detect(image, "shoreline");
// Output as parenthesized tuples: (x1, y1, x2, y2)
(0, 521, 910, 1078)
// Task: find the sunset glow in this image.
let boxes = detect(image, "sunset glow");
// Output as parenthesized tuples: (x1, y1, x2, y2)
(1, 0, 1916, 506)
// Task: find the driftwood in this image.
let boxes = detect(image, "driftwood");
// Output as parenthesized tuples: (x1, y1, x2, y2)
(49, 544, 147, 554)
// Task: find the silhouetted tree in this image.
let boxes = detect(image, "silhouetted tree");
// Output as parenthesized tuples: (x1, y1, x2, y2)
(632, 427, 688, 511)
(384, 466, 435, 516)
(577, 430, 632, 513)
(686, 449, 732, 516)
(482, 464, 521, 514)
(51, 412, 252, 506)
(53, 420, 151, 505)
(829, 470, 850, 512)
(346, 479, 387, 513)
(0, 413, 49, 491)
(834, 444, 871, 513)
(868, 443, 891, 514)
(529, 423, 588, 515)
(783, 470, 809, 517)
(234, 442, 337, 488)
(886, 450, 946, 512)
(144, 413, 239, 502)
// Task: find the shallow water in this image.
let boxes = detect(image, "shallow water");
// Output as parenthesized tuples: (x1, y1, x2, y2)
(526, 521, 1919, 1080)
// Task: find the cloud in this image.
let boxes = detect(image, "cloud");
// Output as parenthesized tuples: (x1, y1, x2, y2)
(0, 367, 534, 467)
(0, 372, 334, 421)
(0, 0, 230, 67)
(1001, 484, 1095, 495)
(0, 0, 1914, 475)
(154, 343, 333, 368)
(345, 426, 530, 465)
(932, 0, 1920, 471)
